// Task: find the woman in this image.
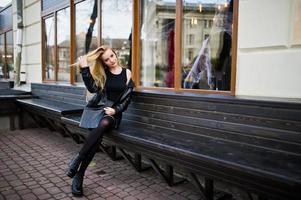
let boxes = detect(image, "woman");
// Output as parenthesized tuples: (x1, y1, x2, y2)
(66, 45, 134, 196)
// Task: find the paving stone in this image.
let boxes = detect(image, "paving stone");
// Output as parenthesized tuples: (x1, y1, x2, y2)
(32, 187, 47, 196)
(123, 196, 138, 200)
(54, 192, 68, 199)
(14, 185, 27, 191)
(21, 192, 38, 200)
(5, 193, 21, 200)
(16, 188, 32, 196)
(47, 186, 62, 195)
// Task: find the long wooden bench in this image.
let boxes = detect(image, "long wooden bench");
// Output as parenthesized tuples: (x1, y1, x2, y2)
(17, 83, 301, 200)
(16, 83, 85, 140)
(62, 90, 301, 200)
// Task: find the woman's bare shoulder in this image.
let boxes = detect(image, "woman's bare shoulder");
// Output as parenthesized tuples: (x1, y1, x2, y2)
(126, 68, 132, 84)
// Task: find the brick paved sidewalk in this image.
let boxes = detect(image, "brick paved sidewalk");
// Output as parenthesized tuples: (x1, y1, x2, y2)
(0, 128, 201, 200)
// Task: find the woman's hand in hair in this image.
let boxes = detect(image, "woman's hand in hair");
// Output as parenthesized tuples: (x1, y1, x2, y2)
(78, 55, 88, 68)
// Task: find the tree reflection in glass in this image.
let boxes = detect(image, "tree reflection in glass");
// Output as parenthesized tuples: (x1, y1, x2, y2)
(6, 31, 14, 79)
(75, 0, 99, 83)
(102, 0, 132, 69)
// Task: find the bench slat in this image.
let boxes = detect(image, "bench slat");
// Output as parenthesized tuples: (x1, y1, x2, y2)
(134, 96, 301, 122)
(131, 102, 301, 132)
(17, 99, 83, 115)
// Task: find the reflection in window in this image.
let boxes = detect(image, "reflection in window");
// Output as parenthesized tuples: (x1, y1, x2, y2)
(0, 34, 5, 79)
(102, 0, 132, 69)
(75, 0, 99, 83)
(44, 16, 55, 81)
(140, 0, 176, 87)
(57, 7, 70, 82)
(182, 0, 233, 91)
(6, 31, 13, 79)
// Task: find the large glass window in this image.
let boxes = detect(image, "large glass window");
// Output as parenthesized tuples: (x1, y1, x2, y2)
(182, 0, 233, 91)
(75, 0, 99, 82)
(102, 0, 132, 69)
(40, 0, 236, 93)
(57, 7, 70, 82)
(43, 16, 55, 81)
(0, 31, 14, 79)
(140, 0, 176, 88)
(0, 4, 13, 80)
(6, 30, 13, 79)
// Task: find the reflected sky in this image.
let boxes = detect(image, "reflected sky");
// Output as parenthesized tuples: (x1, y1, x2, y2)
(102, 0, 132, 39)
(182, 0, 228, 3)
(76, 0, 98, 38)
(0, 0, 11, 8)
(158, 0, 228, 3)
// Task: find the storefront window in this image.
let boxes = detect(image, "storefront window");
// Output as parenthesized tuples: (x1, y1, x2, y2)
(140, 0, 176, 87)
(44, 16, 55, 81)
(6, 30, 13, 79)
(75, 0, 99, 82)
(182, 0, 233, 91)
(102, 0, 132, 69)
(39, 0, 236, 92)
(57, 7, 70, 82)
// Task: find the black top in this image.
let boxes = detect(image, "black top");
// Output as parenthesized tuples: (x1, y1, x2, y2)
(105, 68, 127, 102)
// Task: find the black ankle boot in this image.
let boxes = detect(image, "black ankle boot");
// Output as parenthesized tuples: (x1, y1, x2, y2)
(71, 172, 84, 196)
(66, 153, 81, 178)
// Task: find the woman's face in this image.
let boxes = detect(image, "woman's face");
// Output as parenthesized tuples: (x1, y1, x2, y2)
(101, 49, 118, 68)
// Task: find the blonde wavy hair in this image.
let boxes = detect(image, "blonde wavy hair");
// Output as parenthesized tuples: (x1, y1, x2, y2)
(83, 45, 118, 91)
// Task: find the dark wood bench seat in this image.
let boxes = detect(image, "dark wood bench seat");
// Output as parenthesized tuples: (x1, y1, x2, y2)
(16, 83, 85, 137)
(60, 90, 301, 200)
(0, 89, 32, 130)
(17, 98, 83, 115)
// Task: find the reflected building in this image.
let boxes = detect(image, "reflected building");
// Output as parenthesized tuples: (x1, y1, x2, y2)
(140, 1, 231, 90)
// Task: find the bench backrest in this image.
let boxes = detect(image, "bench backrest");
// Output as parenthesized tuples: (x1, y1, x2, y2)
(31, 83, 86, 106)
(124, 91, 301, 155)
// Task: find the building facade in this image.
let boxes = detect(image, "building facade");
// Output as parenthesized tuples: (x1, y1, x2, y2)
(0, 0, 300, 99)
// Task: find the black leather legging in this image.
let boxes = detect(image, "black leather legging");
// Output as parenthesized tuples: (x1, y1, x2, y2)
(78, 115, 115, 175)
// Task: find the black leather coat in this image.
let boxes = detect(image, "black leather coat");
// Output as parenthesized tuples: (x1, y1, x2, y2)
(80, 67, 134, 128)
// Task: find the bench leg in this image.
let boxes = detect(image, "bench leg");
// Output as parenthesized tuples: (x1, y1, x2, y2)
(27, 112, 46, 128)
(9, 114, 15, 131)
(99, 144, 123, 161)
(19, 110, 24, 129)
(189, 173, 213, 200)
(258, 196, 268, 200)
(189, 173, 233, 200)
(118, 148, 151, 172)
(43, 118, 57, 132)
(149, 159, 186, 187)
(56, 123, 72, 138)
(205, 178, 214, 200)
